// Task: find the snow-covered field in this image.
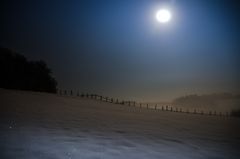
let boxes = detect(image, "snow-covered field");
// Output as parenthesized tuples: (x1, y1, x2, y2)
(0, 89, 240, 159)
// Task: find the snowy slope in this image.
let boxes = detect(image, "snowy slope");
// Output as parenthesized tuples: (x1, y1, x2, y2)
(0, 89, 240, 159)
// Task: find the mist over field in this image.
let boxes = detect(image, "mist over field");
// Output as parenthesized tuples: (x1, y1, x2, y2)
(172, 93, 240, 112)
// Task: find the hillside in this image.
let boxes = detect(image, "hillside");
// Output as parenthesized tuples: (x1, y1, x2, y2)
(0, 89, 240, 159)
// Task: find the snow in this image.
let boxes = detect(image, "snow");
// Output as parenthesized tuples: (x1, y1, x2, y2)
(0, 89, 240, 159)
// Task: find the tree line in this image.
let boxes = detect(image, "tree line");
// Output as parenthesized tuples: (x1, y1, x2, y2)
(0, 48, 57, 93)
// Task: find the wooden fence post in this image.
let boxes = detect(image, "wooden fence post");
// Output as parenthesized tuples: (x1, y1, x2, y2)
(162, 106, 164, 111)
(214, 111, 216, 116)
(155, 104, 157, 110)
(147, 104, 149, 109)
(209, 111, 212, 115)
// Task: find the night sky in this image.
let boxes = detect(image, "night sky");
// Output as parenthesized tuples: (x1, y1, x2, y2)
(1, 0, 240, 101)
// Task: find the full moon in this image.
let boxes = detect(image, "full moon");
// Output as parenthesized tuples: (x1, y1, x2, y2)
(156, 9, 172, 23)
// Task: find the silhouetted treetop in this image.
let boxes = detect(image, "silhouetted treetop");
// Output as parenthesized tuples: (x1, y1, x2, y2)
(0, 48, 57, 93)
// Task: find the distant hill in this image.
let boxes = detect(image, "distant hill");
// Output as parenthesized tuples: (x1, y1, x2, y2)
(0, 48, 57, 93)
(172, 93, 240, 112)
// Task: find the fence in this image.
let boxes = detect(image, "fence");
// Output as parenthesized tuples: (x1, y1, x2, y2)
(57, 89, 230, 117)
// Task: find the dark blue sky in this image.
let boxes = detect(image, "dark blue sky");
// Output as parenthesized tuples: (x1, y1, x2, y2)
(1, 0, 240, 101)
